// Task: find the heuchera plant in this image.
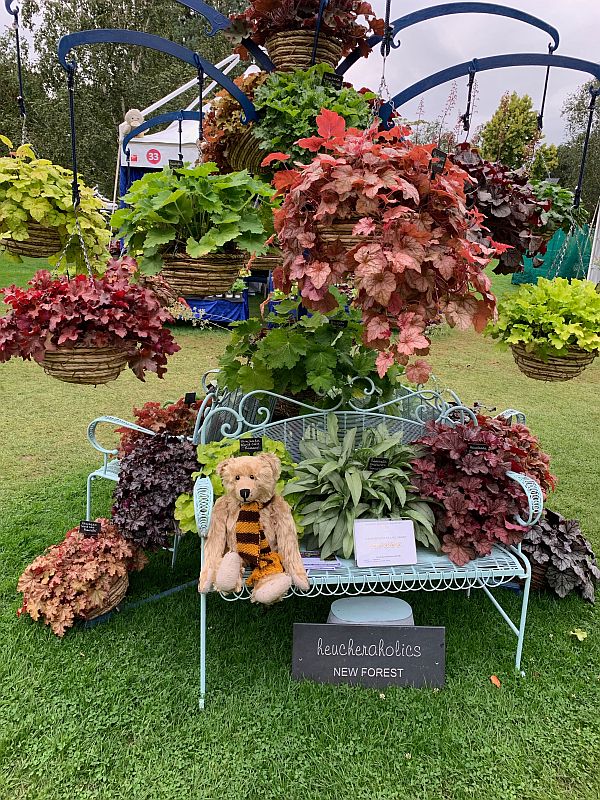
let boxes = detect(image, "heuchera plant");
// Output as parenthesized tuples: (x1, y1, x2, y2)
(411, 415, 556, 566)
(271, 110, 505, 380)
(228, 0, 384, 58)
(17, 519, 147, 637)
(117, 397, 204, 458)
(112, 433, 199, 549)
(0, 257, 180, 380)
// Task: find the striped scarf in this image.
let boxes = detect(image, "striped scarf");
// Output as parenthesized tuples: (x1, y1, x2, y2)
(235, 501, 284, 587)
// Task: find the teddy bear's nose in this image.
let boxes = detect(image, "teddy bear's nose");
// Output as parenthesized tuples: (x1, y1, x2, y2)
(240, 488, 250, 500)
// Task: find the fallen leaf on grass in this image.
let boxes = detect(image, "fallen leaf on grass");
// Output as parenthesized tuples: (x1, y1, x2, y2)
(570, 628, 588, 641)
(490, 675, 501, 688)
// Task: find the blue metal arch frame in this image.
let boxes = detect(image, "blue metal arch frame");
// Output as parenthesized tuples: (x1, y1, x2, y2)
(122, 110, 202, 154)
(57, 29, 257, 123)
(337, 2, 560, 75)
(378, 52, 600, 123)
(4, 1, 18, 16)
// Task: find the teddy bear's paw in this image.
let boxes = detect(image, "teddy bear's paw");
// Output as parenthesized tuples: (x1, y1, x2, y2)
(215, 551, 243, 593)
(251, 573, 292, 605)
(292, 574, 310, 592)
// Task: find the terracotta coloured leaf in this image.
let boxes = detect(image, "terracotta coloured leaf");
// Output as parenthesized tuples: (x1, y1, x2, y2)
(316, 109, 347, 140)
(260, 152, 290, 167)
(490, 675, 502, 688)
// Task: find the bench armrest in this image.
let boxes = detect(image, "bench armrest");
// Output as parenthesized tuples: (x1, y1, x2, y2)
(506, 470, 544, 527)
(194, 477, 214, 538)
(495, 409, 526, 425)
(87, 415, 156, 456)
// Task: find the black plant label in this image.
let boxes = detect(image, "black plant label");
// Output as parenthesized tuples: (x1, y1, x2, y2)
(322, 72, 343, 90)
(169, 159, 184, 169)
(467, 443, 490, 453)
(80, 520, 101, 538)
(184, 392, 197, 406)
(239, 437, 263, 455)
(431, 148, 447, 177)
(368, 457, 390, 472)
(330, 319, 348, 329)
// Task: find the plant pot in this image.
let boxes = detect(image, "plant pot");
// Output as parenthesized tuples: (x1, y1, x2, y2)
(265, 30, 343, 72)
(42, 345, 129, 385)
(511, 343, 597, 382)
(160, 251, 246, 296)
(3, 223, 62, 258)
(273, 389, 321, 420)
(225, 127, 267, 174)
(80, 574, 129, 621)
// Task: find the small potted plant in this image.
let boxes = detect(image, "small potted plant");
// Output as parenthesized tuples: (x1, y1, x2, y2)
(17, 519, 147, 637)
(488, 277, 600, 381)
(228, 0, 384, 72)
(0, 257, 180, 385)
(272, 110, 505, 380)
(0, 136, 110, 270)
(111, 163, 276, 296)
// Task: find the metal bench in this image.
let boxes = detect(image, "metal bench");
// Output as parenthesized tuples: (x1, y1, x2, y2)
(192, 386, 542, 709)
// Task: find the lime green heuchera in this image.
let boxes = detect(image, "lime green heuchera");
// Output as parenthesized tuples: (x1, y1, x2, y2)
(174, 437, 297, 535)
(0, 136, 110, 273)
(488, 277, 600, 359)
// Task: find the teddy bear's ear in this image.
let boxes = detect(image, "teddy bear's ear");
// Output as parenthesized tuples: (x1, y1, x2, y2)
(258, 452, 281, 481)
(216, 457, 235, 479)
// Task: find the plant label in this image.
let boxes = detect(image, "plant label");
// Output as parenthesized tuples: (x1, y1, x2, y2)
(239, 437, 263, 455)
(184, 392, 197, 405)
(169, 159, 184, 169)
(330, 319, 348, 329)
(354, 519, 417, 567)
(367, 457, 390, 472)
(468, 443, 490, 453)
(292, 624, 445, 688)
(322, 72, 344, 90)
(431, 148, 447, 176)
(79, 520, 101, 538)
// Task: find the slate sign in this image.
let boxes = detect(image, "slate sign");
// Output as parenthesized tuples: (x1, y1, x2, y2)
(322, 71, 344, 90)
(292, 623, 445, 688)
(330, 319, 348, 329)
(239, 437, 263, 455)
(468, 443, 490, 453)
(169, 159, 184, 169)
(184, 392, 197, 406)
(79, 520, 101, 538)
(430, 147, 447, 176)
(367, 457, 390, 472)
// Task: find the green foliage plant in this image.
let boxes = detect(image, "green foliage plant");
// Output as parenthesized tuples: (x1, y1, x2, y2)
(218, 290, 404, 402)
(0, 136, 110, 273)
(110, 163, 276, 273)
(282, 415, 439, 559)
(531, 179, 588, 237)
(488, 277, 600, 359)
(174, 436, 296, 534)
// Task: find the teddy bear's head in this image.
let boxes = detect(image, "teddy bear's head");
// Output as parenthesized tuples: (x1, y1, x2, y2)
(217, 453, 281, 505)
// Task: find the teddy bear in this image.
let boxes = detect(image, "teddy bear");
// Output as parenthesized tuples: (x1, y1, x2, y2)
(198, 452, 309, 604)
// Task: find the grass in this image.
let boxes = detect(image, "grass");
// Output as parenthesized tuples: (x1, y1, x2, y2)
(1, 255, 600, 799)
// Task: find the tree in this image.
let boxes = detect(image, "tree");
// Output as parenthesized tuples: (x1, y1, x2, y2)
(531, 143, 559, 181)
(480, 91, 540, 169)
(0, 0, 242, 194)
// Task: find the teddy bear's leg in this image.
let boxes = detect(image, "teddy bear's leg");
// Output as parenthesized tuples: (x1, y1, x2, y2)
(214, 551, 244, 593)
(250, 572, 292, 605)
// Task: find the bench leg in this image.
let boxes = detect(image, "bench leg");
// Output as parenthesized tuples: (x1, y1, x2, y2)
(199, 590, 206, 710)
(515, 572, 531, 675)
(171, 533, 181, 569)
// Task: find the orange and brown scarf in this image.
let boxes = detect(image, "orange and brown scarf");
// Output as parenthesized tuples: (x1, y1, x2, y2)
(235, 501, 284, 587)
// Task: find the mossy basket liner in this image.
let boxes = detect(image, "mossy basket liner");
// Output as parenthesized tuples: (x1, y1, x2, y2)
(511, 343, 597, 382)
(225, 127, 267, 174)
(3, 223, 62, 258)
(265, 30, 343, 72)
(80, 574, 129, 621)
(160, 252, 245, 296)
(42, 345, 129, 385)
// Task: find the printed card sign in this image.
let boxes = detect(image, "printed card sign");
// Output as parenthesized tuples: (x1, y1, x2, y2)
(354, 518, 417, 567)
(322, 71, 344, 90)
(79, 520, 101, 538)
(239, 437, 263, 455)
(292, 624, 445, 688)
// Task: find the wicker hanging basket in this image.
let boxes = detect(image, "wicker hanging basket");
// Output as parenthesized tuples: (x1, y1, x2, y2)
(3, 223, 62, 259)
(317, 220, 377, 249)
(249, 248, 284, 273)
(160, 251, 246, 296)
(265, 30, 343, 72)
(511, 343, 597, 382)
(42, 345, 129, 385)
(225, 127, 267, 174)
(80, 574, 129, 621)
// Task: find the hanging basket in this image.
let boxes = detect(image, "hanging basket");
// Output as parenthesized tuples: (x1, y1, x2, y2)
(80, 574, 129, 621)
(3, 223, 62, 259)
(511, 343, 597, 382)
(160, 251, 245, 296)
(273, 389, 322, 421)
(265, 30, 343, 72)
(225, 127, 267, 174)
(317, 219, 377, 250)
(42, 345, 129, 385)
(249, 248, 284, 273)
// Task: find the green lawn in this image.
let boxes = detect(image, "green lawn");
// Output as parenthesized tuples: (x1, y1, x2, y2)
(1, 256, 600, 800)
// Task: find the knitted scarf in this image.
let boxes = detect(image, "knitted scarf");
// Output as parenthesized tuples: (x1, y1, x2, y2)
(235, 501, 284, 587)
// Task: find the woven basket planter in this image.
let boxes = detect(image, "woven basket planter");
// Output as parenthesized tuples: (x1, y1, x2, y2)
(226, 127, 267, 174)
(265, 30, 343, 72)
(42, 345, 129, 385)
(161, 251, 245, 296)
(80, 574, 129, 621)
(273, 389, 321, 420)
(318, 220, 376, 249)
(249, 248, 284, 273)
(4, 223, 62, 258)
(511, 343, 597, 382)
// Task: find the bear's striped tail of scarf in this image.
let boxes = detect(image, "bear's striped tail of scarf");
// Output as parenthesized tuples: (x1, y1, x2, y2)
(235, 501, 284, 587)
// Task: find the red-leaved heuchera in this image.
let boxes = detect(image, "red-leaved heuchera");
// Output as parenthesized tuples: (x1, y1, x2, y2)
(271, 110, 508, 381)
(411, 415, 556, 565)
(0, 257, 180, 380)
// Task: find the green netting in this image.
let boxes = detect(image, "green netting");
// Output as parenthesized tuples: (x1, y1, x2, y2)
(512, 225, 592, 285)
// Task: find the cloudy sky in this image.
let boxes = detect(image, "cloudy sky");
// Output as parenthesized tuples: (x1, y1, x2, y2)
(1, 0, 598, 143)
